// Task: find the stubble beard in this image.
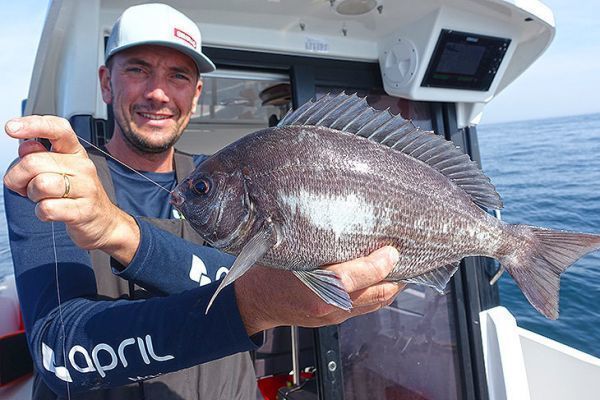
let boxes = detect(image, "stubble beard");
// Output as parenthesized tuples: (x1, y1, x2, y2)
(115, 115, 184, 155)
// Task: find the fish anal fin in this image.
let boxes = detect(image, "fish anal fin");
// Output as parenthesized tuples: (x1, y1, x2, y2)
(205, 224, 276, 314)
(293, 270, 352, 311)
(401, 262, 460, 294)
(278, 92, 503, 210)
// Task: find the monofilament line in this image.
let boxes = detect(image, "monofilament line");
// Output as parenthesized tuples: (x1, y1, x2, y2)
(52, 222, 71, 399)
(76, 136, 173, 194)
(48, 135, 170, 399)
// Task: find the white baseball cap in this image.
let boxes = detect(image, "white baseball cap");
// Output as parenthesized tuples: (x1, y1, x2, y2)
(105, 3, 215, 74)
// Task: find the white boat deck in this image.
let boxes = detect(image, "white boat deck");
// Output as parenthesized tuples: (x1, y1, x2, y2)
(481, 306, 600, 400)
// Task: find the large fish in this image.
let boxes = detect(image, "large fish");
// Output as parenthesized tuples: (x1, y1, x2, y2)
(171, 93, 600, 319)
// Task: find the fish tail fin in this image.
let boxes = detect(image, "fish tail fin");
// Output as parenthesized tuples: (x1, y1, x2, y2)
(501, 225, 600, 320)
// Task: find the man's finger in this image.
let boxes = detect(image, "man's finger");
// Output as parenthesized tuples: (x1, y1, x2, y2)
(349, 281, 405, 308)
(4, 152, 91, 195)
(18, 140, 47, 158)
(326, 246, 400, 292)
(5, 115, 86, 155)
(27, 173, 77, 203)
(34, 198, 89, 225)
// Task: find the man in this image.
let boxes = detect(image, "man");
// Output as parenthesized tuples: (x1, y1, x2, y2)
(3, 3, 404, 399)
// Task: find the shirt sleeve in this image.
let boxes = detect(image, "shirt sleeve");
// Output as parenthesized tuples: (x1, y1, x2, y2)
(4, 186, 259, 397)
(113, 217, 236, 295)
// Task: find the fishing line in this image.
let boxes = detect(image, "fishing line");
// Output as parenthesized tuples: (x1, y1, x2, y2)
(48, 134, 172, 398)
(51, 222, 71, 399)
(76, 136, 173, 194)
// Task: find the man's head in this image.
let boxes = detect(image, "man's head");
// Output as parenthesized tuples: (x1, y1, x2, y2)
(99, 3, 214, 154)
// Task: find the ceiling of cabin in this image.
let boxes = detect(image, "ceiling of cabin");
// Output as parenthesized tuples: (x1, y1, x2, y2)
(100, 0, 451, 40)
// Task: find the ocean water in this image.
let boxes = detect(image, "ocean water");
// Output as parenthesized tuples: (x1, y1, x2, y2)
(478, 112, 600, 358)
(1, 113, 599, 358)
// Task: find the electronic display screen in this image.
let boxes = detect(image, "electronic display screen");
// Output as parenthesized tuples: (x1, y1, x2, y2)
(421, 30, 511, 91)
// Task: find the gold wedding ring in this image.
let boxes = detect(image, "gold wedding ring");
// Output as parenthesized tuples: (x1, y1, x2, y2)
(61, 174, 71, 198)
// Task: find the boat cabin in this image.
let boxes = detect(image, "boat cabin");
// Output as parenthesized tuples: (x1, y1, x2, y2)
(10, 1, 598, 400)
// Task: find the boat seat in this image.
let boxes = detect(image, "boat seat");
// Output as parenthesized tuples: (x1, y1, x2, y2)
(0, 276, 33, 387)
(70, 114, 112, 147)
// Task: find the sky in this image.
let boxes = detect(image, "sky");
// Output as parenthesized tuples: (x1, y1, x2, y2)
(0, 1, 599, 175)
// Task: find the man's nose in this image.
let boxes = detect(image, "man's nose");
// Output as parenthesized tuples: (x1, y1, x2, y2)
(145, 76, 170, 102)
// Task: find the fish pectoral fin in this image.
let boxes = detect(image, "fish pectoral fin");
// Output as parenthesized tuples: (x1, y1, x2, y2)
(205, 225, 275, 314)
(293, 270, 352, 311)
(401, 262, 460, 294)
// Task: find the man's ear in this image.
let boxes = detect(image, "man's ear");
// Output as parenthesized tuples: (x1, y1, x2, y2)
(191, 79, 203, 114)
(99, 65, 113, 104)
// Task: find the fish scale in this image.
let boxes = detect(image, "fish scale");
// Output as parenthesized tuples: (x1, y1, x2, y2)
(249, 139, 474, 269)
(173, 93, 600, 319)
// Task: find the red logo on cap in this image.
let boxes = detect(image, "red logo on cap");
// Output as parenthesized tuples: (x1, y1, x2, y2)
(174, 28, 197, 49)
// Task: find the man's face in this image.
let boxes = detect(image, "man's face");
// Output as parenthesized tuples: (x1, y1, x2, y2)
(99, 45, 202, 154)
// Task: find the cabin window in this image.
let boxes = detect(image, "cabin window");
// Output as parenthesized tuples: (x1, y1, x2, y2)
(316, 87, 464, 400)
(176, 69, 290, 155)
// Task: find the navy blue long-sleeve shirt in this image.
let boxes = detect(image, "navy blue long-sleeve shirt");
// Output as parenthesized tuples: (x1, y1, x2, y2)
(4, 155, 260, 396)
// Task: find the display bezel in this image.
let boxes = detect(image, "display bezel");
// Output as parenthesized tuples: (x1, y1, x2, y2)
(421, 29, 511, 91)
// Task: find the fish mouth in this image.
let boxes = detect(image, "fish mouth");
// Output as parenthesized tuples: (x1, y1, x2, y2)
(170, 189, 185, 207)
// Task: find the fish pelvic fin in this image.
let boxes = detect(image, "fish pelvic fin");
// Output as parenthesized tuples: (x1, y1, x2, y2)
(293, 270, 352, 311)
(205, 224, 276, 314)
(502, 225, 600, 320)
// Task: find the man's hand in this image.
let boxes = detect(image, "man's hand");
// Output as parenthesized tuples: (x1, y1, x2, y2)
(235, 246, 405, 336)
(3, 116, 140, 265)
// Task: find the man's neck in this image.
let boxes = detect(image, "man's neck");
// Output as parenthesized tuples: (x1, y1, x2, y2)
(105, 133, 174, 173)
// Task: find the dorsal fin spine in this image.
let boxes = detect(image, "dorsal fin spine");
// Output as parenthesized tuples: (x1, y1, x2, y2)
(315, 94, 356, 126)
(405, 136, 432, 155)
(278, 93, 503, 210)
(304, 96, 338, 125)
(341, 107, 371, 131)
(278, 101, 312, 126)
(355, 113, 391, 137)
(367, 112, 396, 140)
(418, 144, 443, 162)
(393, 130, 421, 151)
(381, 121, 412, 145)
(423, 145, 450, 161)
(411, 138, 438, 156)
(438, 156, 470, 171)
(429, 148, 459, 166)
(328, 97, 367, 129)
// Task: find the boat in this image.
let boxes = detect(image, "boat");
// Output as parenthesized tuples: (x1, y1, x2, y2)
(2, 0, 600, 399)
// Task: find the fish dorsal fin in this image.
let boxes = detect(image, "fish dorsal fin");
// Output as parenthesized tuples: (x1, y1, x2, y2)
(278, 93, 503, 210)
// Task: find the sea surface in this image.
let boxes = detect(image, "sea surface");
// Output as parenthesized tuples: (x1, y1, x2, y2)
(1, 113, 599, 358)
(478, 112, 600, 358)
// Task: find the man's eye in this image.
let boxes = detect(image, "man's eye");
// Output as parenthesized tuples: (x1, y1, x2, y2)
(174, 73, 190, 81)
(126, 67, 144, 74)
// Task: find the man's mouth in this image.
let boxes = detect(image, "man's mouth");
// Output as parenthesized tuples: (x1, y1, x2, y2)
(138, 112, 172, 121)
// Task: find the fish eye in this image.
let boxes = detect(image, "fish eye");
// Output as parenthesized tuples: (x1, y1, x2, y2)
(192, 179, 211, 195)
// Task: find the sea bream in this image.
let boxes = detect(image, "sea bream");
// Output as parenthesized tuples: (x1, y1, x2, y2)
(170, 93, 600, 319)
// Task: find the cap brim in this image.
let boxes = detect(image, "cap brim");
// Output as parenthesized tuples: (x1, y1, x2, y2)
(106, 41, 216, 74)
